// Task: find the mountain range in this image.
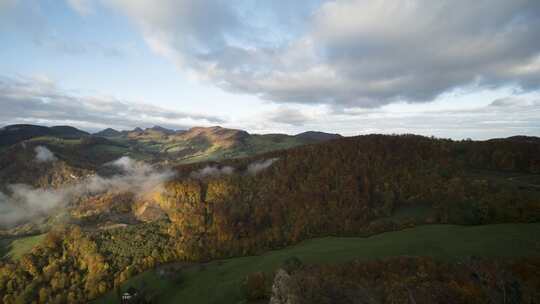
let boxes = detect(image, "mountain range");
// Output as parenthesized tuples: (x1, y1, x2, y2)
(0, 124, 341, 166)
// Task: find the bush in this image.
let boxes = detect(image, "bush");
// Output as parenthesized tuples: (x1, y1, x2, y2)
(281, 256, 303, 274)
(243, 272, 268, 301)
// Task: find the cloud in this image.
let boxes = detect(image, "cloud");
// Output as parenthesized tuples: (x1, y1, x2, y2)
(247, 158, 279, 175)
(188, 158, 279, 179)
(1, 1, 125, 58)
(0, 156, 174, 227)
(268, 107, 311, 126)
(105, 0, 540, 108)
(323, 95, 540, 139)
(67, 0, 94, 15)
(34, 146, 57, 163)
(235, 90, 540, 139)
(0, 75, 226, 131)
(190, 165, 234, 179)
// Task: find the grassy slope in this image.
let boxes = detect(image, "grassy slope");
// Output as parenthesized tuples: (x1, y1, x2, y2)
(0, 234, 46, 260)
(2, 133, 317, 166)
(96, 223, 540, 304)
(166, 135, 308, 164)
(115, 132, 312, 164)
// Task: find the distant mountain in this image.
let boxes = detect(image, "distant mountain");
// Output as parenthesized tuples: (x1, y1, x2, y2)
(146, 125, 176, 135)
(488, 135, 540, 144)
(142, 126, 343, 163)
(49, 126, 89, 137)
(94, 128, 121, 137)
(94, 126, 177, 138)
(179, 126, 249, 148)
(294, 131, 342, 142)
(122, 126, 252, 161)
(0, 124, 89, 147)
(0, 124, 343, 165)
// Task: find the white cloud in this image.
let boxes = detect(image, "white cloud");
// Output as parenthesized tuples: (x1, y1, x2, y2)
(67, 0, 94, 15)
(104, 0, 540, 108)
(247, 158, 279, 175)
(0, 75, 226, 131)
(190, 165, 234, 179)
(324, 95, 540, 139)
(34, 146, 57, 163)
(267, 107, 311, 126)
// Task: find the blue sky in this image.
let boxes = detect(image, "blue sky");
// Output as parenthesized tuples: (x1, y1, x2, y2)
(1, 0, 539, 139)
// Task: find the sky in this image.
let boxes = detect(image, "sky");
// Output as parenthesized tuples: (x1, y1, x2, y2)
(1, 0, 539, 139)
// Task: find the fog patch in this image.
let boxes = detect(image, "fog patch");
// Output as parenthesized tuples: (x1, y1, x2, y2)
(0, 185, 68, 228)
(190, 165, 234, 179)
(34, 146, 57, 162)
(0, 156, 174, 228)
(247, 158, 279, 175)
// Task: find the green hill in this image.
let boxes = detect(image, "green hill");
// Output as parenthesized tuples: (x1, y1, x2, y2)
(98, 125, 341, 164)
(0, 124, 89, 147)
(96, 223, 540, 304)
(1, 132, 540, 304)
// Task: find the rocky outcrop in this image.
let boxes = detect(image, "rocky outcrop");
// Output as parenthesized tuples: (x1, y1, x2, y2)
(269, 269, 297, 304)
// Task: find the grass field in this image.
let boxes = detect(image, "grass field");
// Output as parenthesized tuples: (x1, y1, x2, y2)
(96, 223, 540, 304)
(0, 234, 46, 260)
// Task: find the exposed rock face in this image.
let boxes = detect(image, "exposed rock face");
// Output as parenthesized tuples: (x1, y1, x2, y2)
(269, 269, 297, 304)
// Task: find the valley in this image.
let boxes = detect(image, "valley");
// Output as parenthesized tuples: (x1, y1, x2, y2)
(95, 223, 540, 304)
(4, 2, 539, 303)
(0, 125, 539, 303)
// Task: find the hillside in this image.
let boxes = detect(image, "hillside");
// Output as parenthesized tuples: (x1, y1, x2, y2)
(94, 128, 122, 138)
(0, 124, 342, 166)
(1, 133, 540, 303)
(294, 131, 341, 142)
(0, 124, 89, 147)
(97, 224, 540, 304)
(91, 125, 341, 164)
(0, 124, 340, 186)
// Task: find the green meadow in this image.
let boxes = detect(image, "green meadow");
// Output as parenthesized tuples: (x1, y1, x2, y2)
(96, 223, 540, 304)
(0, 234, 46, 260)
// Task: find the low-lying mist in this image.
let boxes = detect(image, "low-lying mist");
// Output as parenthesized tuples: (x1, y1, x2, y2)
(34, 146, 57, 163)
(0, 156, 280, 228)
(0, 156, 174, 228)
(190, 158, 279, 180)
(190, 165, 234, 179)
(246, 158, 279, 175)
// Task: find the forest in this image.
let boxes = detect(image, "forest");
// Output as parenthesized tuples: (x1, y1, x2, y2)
(266, 256, 540, 304)
(1, 134, 539, 303)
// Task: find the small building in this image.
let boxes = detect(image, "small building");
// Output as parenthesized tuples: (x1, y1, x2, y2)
(121, 287, 140, 304)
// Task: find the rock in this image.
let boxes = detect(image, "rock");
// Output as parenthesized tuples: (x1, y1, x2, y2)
(269, 269, 297, 304)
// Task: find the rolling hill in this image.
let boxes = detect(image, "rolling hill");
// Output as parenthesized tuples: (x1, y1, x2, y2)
(94, 125, 342, 164)
(0, 124, 341, 187)
(1, 130, 540, 304)
(0, 124, 89, 147)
